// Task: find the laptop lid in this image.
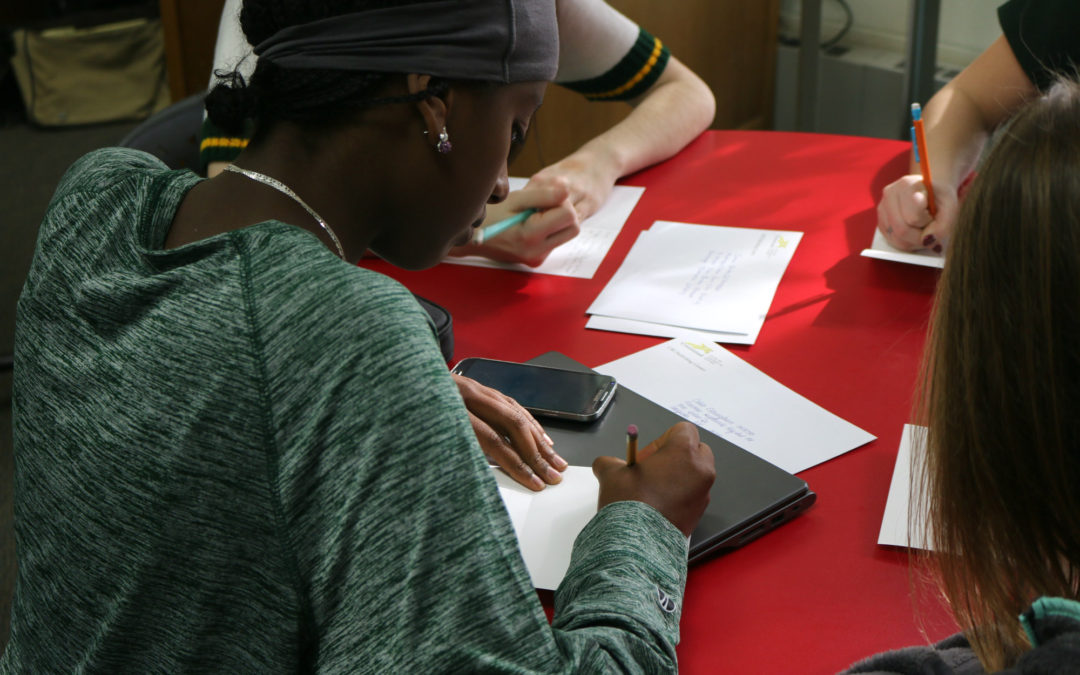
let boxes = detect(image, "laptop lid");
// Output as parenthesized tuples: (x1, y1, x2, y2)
(526, 351, 816, 564)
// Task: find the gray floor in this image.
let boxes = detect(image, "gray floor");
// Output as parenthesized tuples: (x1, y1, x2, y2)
(0, 112, 139, 654)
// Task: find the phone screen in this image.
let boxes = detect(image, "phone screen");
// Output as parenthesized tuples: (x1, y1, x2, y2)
(453, 358, 617, 421)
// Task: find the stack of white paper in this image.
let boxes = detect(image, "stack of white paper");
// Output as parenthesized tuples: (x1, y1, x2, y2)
(586, 221, 802, 345)
(444, 177, 645, 279)
(493, 466, 599, 590)
(596, 340, 875, 474)
(860, 228, 944, 269)
(878, 424, 933, 550)
(495, 464, 691, 591)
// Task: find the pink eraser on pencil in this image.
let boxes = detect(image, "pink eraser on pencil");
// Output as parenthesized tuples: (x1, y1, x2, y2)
(627, 424, 638, 438)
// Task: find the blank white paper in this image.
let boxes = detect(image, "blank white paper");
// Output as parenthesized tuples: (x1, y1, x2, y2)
(860, 228, 944, 269)
(877, 424, 932, 550)
(584, 313, 763, 346)
(493, 466, 599, 590)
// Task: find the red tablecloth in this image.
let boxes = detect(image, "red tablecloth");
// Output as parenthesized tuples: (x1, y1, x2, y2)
(363, 130, 957, 674)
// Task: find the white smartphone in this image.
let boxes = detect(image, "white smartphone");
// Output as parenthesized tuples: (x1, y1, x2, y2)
(451, 357, 617, 422)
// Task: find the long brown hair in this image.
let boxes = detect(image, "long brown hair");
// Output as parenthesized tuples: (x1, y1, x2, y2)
(915, 77, 1080, 670)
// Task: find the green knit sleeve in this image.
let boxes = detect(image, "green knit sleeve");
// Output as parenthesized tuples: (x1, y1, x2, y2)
(553, 502, 688, 671)
(236, 229, 689, 672)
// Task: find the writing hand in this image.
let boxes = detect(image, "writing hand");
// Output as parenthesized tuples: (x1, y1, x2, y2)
(452, 373, 567, 491)
(592, 422, 715, 537)
(877, 174, 960, 252)
(448, 178, 579, 267)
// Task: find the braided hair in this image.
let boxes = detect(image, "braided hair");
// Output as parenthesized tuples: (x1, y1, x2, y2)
(205, 0, 450, 140)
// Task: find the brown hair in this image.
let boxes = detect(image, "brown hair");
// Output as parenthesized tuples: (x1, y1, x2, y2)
(914, 77, 1080, 669)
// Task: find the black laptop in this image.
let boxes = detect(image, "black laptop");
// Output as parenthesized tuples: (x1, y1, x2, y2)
(527, 351, 816, 564)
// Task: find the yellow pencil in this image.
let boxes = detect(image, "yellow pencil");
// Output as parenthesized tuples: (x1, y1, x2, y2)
(626, 424, 638, 466)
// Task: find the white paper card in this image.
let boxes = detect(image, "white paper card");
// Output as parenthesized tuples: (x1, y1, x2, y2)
(860, 228, 944, 269)
(494, 466, 599, 590)
(587, 222, 801, 335)
(596, 340, 875, 474)
(585, 314, 763, 346)
(877, 424, 932, 550)
(444, 177, 644, 279)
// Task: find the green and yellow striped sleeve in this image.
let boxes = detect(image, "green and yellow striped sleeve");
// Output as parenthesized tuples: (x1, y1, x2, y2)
(199, 117, 250, 169)
(560, 27, 671, 102)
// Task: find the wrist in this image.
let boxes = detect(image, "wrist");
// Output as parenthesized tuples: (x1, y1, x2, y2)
(564, 142, 625, 186)
(904, 161, 960, 196)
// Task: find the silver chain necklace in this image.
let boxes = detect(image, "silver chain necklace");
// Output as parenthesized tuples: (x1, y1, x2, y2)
(223, 164, 346, 260)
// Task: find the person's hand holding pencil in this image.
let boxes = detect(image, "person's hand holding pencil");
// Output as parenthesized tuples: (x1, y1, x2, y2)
(448, 176, 579, 267)
(593, 422, 715, 538)
(876, 102, 962, 254)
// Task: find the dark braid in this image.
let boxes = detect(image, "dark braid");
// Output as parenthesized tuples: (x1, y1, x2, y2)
(205, 0, 451, 141)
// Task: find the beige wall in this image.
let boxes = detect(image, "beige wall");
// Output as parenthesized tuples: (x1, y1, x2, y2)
(161, 0, 227, 102)
(160, 0, 780, 178)
(511, 0, 780, 176)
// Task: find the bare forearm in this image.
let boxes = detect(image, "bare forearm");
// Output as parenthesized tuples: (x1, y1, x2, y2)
(562, 57, 715, 182)
(911, 35, 1037, 188)
(916, 85, 992, 190)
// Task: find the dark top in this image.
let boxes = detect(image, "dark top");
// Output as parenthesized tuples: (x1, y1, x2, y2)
(998, 0, 1080, 91)
(842, 596, 1080, 674)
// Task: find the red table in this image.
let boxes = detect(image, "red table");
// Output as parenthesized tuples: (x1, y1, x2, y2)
(363, 130, 956, 674)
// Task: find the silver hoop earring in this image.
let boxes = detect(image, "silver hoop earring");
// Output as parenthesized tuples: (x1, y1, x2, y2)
(436, 126, 452, 154)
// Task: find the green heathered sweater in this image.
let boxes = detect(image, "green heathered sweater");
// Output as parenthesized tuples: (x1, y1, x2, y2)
(2, 148, 688, 673)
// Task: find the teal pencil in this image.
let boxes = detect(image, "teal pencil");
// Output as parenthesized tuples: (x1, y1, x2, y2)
(472, 208, 536, 245)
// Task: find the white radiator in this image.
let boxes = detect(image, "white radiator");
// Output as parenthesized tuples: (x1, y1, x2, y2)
(773, 42, 957, 139)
